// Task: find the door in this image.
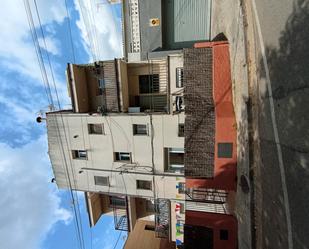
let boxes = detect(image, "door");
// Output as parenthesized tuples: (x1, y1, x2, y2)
(163, 0, 212, 49)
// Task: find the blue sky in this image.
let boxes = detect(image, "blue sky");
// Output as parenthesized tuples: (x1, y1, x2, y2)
(0, 0, 125, 249)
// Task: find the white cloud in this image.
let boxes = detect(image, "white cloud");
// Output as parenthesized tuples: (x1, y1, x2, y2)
(74, 0, 123, 61)
(0, 136, 72, 249)
(0, 0, 71, 145)
(38, 36, 60, 56)
(0, 0, 66, 82)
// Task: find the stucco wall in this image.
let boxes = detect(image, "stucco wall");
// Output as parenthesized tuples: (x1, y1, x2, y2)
(47, 112, 185, 200)
(124, 220, 175, 249)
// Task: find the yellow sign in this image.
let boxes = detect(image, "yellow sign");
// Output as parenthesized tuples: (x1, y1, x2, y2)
(150, 18, 160, 27)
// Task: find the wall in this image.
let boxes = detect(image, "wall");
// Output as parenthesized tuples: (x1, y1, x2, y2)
(47, 112, 185, 200)
(138, 0, 162, 61)
(185, 43, 237, 191)
(70, 64, 89, 112)
(185, 211, 238, 249)
(124, 220, 175, 249)
(118, 60, 130, 112)
(86, 193, 113, 226)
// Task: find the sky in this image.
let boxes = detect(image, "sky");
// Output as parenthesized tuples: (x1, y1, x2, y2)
(0, 0, 125, 249)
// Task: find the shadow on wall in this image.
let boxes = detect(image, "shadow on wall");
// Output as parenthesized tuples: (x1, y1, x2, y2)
(258, 0, 309, 248)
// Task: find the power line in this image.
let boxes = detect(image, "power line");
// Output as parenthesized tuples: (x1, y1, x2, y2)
(24, 1, 87, 248)
(112, 230, 123, 249)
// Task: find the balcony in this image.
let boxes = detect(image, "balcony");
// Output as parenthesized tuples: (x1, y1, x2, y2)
(154, 198, 170, 238)
(67, 61, 120, 114)
(119, 59, 170, 113)
(111, 196, 130, 231)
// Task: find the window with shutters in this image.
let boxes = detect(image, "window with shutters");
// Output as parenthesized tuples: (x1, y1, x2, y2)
(94, 176, 109, 186)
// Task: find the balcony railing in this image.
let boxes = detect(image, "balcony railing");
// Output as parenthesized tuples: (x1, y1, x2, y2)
(112, 196, 129, 231)
(140, 59, 169, 113)
(186, 188, 228, 204)
(154, 198, 170, 238)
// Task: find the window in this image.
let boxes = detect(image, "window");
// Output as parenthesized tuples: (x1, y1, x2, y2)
(109, 196, 126, 207)
(133, 124, 148, 135)
(72, 150, 87, 160)
(144, 225, 155, 231)
(139, 74, 159, 94)
(98, 79, 105, 95)
(88, 124, 104, 134)
(218, 143, 233, 158)
(178, 123, 184, 137)
(114, 152, 131, 162)
(164, 148, 184, 173)
(136, 180, 152, 190)
(176, 67, 184, 88)
(220, 229, 229, 240)
(94, 176, 109, 186)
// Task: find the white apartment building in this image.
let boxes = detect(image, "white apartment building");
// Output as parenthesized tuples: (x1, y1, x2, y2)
(46, 54, 186, 242)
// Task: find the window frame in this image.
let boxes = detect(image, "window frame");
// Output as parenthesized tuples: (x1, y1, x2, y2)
(114, 152, 131, 162)
(164, 148, 185, 173)
(88, 123, 104, 135)
(133, 124, 148, 136)
(72, 150, 87, 160)
(139, 74, 160, 94)
(136, 180, 152, 190)
(94, 176, 109, 186)
(109, 196, 126, 208)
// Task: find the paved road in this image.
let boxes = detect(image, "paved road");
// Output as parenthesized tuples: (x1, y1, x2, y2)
(251, 0, 309, 248)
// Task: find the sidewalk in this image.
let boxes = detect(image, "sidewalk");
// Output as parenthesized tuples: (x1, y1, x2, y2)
(211, 1, 252, 249)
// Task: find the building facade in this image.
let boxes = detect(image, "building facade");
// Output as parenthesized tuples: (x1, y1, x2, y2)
(46, 55, 186, 243)
(183, 43, 238, 249)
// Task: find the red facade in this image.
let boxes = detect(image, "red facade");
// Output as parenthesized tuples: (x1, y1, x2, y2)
(184, 42, 238, 249)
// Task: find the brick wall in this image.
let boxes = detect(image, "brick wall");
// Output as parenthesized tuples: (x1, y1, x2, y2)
(184, 48, 215, 178)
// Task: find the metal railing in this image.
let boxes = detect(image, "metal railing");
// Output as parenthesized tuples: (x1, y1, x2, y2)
(154, 198, 170, 238)
(112, 196, 129, 231)
(142, 59, 169, 113)
(128, 0, 141, 53)
(186, 188, 228, 204)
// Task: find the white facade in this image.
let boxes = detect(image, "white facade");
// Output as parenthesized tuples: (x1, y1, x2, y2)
(47, 112, 186, 201)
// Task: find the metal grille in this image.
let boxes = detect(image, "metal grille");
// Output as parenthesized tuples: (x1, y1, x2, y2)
(184, 48, 215, 177)
(186, 188, 228, 204)
(129, 0, 141, 53)
(154, 199, 170, 238)
(141, 59, 169, 112)
(90, 61, 119, 113)
(112, 196, 129, 231)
